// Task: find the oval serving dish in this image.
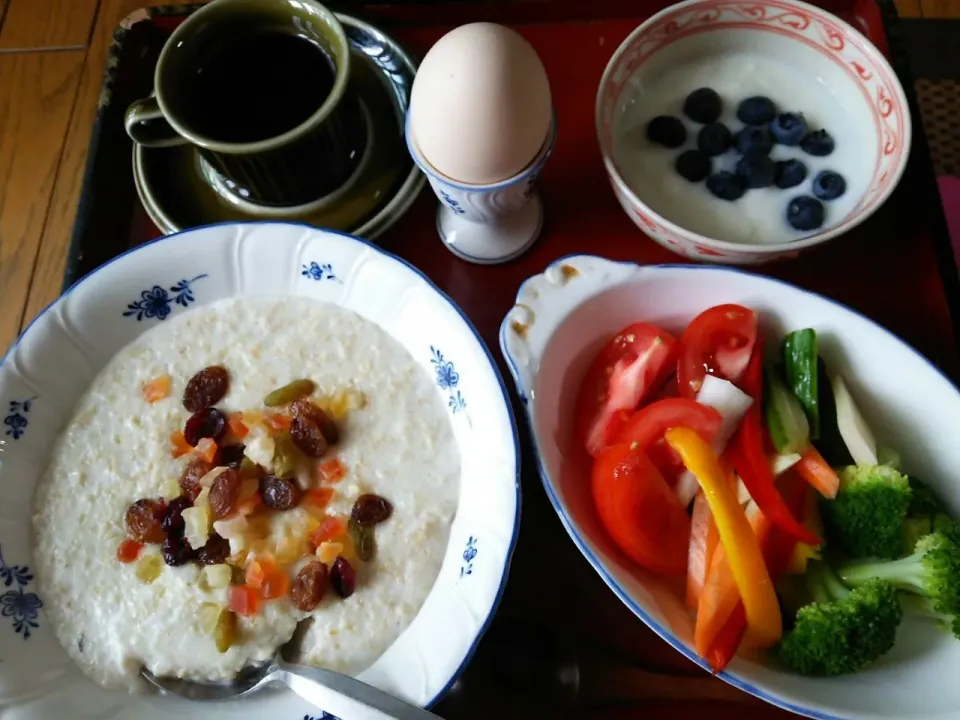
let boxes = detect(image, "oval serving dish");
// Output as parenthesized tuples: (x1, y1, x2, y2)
(500, 254, 960, 719)
(0, 222, 519, 720)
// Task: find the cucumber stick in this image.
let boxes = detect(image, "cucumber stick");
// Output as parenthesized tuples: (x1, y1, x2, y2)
(765, 370, 810, 454)
(782, 329, 819, 439)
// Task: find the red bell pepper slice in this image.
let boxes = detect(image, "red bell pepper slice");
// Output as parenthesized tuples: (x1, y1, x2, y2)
(729, 340, 820, 547)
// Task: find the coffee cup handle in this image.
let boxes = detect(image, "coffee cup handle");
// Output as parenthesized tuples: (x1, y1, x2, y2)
(124, 97, 187, 147)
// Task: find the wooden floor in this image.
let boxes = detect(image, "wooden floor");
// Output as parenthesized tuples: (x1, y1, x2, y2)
(0, 0, 953, 355)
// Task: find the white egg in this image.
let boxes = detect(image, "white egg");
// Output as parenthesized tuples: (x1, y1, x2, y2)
(409, 22, 552, 185)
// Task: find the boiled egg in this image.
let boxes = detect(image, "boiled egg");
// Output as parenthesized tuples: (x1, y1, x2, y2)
(409, 22, 552, 185)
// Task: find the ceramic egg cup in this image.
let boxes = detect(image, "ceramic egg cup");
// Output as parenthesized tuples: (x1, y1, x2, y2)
(406, 115, 557, 265)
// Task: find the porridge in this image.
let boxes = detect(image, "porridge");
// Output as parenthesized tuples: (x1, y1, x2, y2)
(32, 296, 460, 690)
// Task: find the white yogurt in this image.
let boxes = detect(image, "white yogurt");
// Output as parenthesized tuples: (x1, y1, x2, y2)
(613, 42, 877, 245)
(33, 296, 460, 690)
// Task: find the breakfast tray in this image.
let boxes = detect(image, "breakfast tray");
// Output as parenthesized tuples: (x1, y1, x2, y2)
(63, 0, 958, 717)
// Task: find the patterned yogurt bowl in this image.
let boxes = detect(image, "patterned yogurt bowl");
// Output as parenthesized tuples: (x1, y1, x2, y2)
(596, 0, 911, 265)
(0, 222, 519, 719)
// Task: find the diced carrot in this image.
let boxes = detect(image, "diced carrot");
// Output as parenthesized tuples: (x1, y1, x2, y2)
(234, 494, 262, 517)
(301, 488, 334, 516)
(228, 412, 249, 440)
(170, 430, 192, 458)
(795, 445, 840, 499)
(686, 491, 720, 610)
(195, 438, 218, 464)
(317, 458, 347, 484)
(116, 539, 143, 563)
(264, 412, 293, 433)
(245, 559, 265, 589)
(261, 569, 290, 599)
(316, 541, 343, 564)
(228, 585, 262, 616)
(142, 374, 172, 403)
(309, 515, 348, 550)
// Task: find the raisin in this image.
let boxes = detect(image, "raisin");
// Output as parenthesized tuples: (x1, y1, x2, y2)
(349, 518, 376, 562)
(184, 407, 227, 447)
(351, 494, 393, 526)
(125, 499, 167, 544)
(219, 444, 246, 469)
(161, 495, 193, 534)
(197, 533, 230, 565)
(179, 458, 214, 500)
(271, 431, 301, 479)
(259, 475, 302, 511)
(264, 379, 316, 407)
(291, 561, 328, 611)
(209, 468, 242, 519)
(289, 399, 338, 457)
(183, 366, 229, 412)
(214, 609, 237, 653)
(330, 556, 357, 598)
(162, 533, 194, 566)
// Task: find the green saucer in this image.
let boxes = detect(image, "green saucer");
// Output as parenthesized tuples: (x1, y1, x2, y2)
(133, 14, 424, 239)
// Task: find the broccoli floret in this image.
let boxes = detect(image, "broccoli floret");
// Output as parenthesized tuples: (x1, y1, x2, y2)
(899, 593, 960, 640)
(775, 561, 902, 676)
(839, 531, 960, 616)
(821, 464, 912, 559)
(908, 476, 947, 519)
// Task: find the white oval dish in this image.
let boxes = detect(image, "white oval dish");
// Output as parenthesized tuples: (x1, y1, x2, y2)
(596, 0, 911, 265)
(499, 254, 960, 719)
(0, 222, 520, 719)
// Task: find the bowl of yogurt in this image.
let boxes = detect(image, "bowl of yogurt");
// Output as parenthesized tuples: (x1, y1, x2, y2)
(596, 0, 911, 265)
(0, 222, 519, 719)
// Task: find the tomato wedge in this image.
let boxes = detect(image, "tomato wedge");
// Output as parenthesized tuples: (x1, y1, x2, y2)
(677, 305, 758, 399)
(616, 398, 723, 484)
(575, 323, 679, 456)
(591, 442, 690, 575)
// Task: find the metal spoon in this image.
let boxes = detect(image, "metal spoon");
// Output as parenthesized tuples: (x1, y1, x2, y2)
(142, 652, 440, 720)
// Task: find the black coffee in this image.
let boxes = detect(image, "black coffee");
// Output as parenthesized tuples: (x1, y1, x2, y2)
(183, 30, 336, 143)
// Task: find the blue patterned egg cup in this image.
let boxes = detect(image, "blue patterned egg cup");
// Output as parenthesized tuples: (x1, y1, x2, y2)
(405, 112, 556, 265)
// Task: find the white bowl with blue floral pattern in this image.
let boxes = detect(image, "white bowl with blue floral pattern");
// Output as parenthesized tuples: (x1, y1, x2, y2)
(0, 222, 520, 719)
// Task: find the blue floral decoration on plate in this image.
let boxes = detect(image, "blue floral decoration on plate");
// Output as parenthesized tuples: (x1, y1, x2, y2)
(303, 714, 339, 720)
(430, 347, 467, 414)
(0, 544, 43, 639)
(301, 262, 340, 282)
(3, 397, 35, 440)
(123, 274, 208, 321)
(460, 536, 478, 578)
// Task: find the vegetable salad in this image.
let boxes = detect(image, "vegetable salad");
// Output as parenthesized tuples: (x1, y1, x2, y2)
(575, 303, 960, 676)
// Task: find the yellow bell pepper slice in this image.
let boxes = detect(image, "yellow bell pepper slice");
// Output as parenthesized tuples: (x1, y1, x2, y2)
(665, 426, 782, 648)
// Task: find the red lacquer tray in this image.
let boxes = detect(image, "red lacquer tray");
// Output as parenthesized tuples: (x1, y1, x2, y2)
(64, 1, 958, 717)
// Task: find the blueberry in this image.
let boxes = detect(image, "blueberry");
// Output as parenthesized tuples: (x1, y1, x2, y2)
(812, 170, 846, 200)
(706, 171, 746, 201)
(736, 153, 776, 188)
(683, 88, 722, 124)
(800, 129, 835, 157)
(774, 159, 808, 189)
(769, 112, 808, 146)
(697, 123, 732, 156)
(735, 126, 774, 156)
(787, 196, 826, 231)
(736, 96, 777, 125)
(675, 149, 712, 182)
(646, 116, 687, 148)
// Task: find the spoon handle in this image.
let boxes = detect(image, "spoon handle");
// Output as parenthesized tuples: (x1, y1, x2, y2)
(278, 661, 441, 720)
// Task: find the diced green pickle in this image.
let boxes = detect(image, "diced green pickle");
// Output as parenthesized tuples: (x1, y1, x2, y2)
(264, 379, 316, 407)
(214, 609, 238, 653)
(349, 517, 376, 562)
(272, 431, 301, 479)
(135, 554, 163, 584)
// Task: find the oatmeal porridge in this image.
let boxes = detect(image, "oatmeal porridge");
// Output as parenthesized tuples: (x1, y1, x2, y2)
(32, 296, 460, 690)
